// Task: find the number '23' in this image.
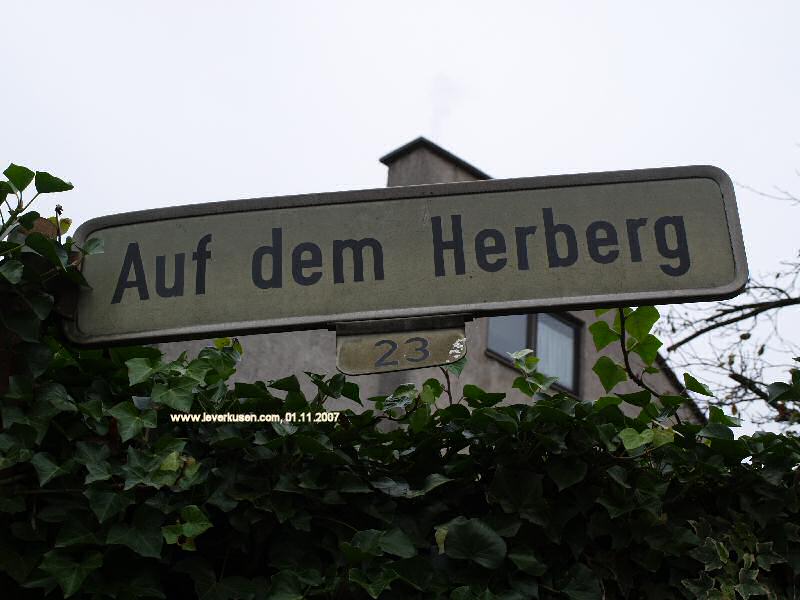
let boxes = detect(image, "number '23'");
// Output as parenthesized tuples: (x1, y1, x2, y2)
(374, 337, 430, 368)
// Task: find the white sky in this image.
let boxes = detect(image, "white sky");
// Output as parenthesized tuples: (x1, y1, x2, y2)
(4, 1, 800, 431)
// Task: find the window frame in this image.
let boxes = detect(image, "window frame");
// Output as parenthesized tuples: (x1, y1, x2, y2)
(485, 312, 581, 395)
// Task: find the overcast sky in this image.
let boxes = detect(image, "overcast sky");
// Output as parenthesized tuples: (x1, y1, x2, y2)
(4, 1, 799, 430)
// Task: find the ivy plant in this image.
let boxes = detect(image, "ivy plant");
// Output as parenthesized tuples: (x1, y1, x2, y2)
(1, 165, 799, 599)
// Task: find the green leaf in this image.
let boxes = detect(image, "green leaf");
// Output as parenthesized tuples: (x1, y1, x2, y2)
(107, 506, 164, 558)
(126, 357, 157, 385)
(509, 549, 547, 576)
(618, 427, 654, 451)
(37, 382, 76, 413)
(444, 518, 506, 569)
(588, 320, 620, 351)
(4, 164, 35, 193)
(370, 473, 451, 498)
(0, 180, 11, 203)
(50, 216, 72, 234)
(0, 259, 23, 284)
(617, 390, 651, 407)
(152, 377, 196, 412)
(652, 428, 675, 448)
(445, 354, 467, 375)
(349, 568, 398, 599)
(545, 456, 587, 491)
(684, 373, 713, 396)
(629, 334, 662, 366)
(84, 488, 133, 523)
(23, 342, 53, 378)
(689, 537, 729, 571)
(350, 528, 416, 559)
(25, 232, 68, 268)
(592, 356, 628, 392)
(698, 423, 734, 440)
(107, 401, 157, 442)
(39, 551, 102, 598)
(561, 563, 602, 600)
(54, 520, 101, 548)
(34, 171, 74, 193)
(74, 442, 112, 484)
(180, 505, 213, 538)
(378, 528, 416, 558)
(594, 396, 622, 411)
(1, 309, 41, 342)
(606, 465, 630, 488)
(409, 403, 430, 432)
(31, 452, 71, 486)
(708, 406, 740, 427)
(270, 375, 301, 392)
(625, 306, 659, 341)
(18, 210, 40, 229)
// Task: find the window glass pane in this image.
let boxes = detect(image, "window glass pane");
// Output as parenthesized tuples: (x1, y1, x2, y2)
(536, 314, 576, 391)
(487, 315, 528, 358)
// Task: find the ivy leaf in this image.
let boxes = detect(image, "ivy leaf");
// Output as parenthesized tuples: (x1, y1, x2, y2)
(445, 354, 467, 376)
(0, 180, 11, 203)
(545, 456, 588, 491)
(684, 373, 713, 396)
(23, 342, 54, 379)
(652, 428, 675, 448)
(509, 549, 548, 576)
(151, 378, 196, 412)
(31, 453, 72, 486)
(625, 306, 660, 341)
(588, 320, 620, 351)
(84, 488, 133, 523)
(54, 520, 102, 548)
(618, 428, 654, 451)
(629, 334, 662, 366)
(180, 505, 213, 538)
(735, 568, 769, 600)
(708, 406, 740, 427)
(38, 551, 102, 598)
(409, 403, 430, 433)
(378, 529, 416, 558)
(37, 382, 76, 413)
(1, 309, 41, 342)
(126, 357, 157, 385)
(18, 210, 40, 229)
(592, 357, 628, 392)
(34, 171, 74, 194)
(25, 232, 68, 268)
(689, 537, 729, 571)
(107, 401, 157, 442)
(4, 164, 35, 193)
(616, 390, 651, 407)
(560, 563, 602, 600)
(349, 568, 398, 599)
(0, 259, 23, 284)
(444, 518, 506, 569)
(698, 423, 734, 440)
(106, 506, 164, 558)
(74, 442, 112, 484)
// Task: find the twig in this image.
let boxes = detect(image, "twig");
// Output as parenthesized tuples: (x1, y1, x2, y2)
(667, 297, 800, 352)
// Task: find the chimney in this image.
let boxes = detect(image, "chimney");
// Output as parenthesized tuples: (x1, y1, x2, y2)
(379, 137, 491, 186)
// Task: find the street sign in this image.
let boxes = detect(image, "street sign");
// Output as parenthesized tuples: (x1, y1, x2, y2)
(64, 165, 747, 346)
(334, 316, 467, 375)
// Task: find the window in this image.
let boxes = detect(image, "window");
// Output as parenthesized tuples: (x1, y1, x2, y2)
(487, 313, 580, 392)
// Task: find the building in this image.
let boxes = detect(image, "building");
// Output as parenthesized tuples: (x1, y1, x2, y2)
(162, 137, 703, 422)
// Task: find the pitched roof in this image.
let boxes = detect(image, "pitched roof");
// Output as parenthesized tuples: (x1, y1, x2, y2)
(379, 136, 491, 181)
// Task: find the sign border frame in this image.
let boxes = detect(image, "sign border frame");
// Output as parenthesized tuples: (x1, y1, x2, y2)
(64, 165, 748, 346)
